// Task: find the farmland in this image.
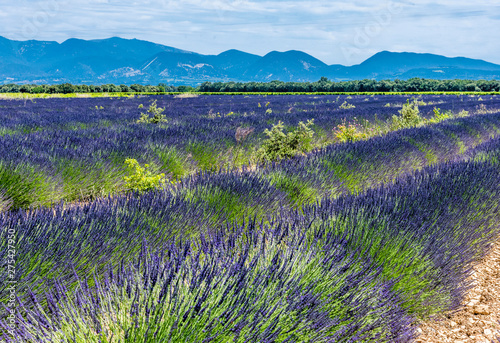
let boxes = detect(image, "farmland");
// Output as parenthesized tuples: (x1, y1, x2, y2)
(1, 93, 500, 342)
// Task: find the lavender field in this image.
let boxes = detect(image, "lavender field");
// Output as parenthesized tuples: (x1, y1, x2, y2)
(1, 94, 500, 342)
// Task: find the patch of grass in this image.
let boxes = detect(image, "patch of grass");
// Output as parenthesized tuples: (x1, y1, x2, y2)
(447, 133, 467, 155)
(404, 138, 438, 164)
(155, 146, 191, 180)
(56, 159, 125, 201)
(218, 146, 257, 171)
(181, 185, 247, 224)
(0, 161, 59, 209)
(187, 142, 219, 171)
(0, 127, 18, 136)
(266, 171, 319, 206)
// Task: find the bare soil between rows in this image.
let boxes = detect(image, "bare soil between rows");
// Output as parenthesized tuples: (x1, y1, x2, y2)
(416, 238, 500, 343)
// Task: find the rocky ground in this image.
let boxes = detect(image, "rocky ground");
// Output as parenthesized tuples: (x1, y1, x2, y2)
(416, 240, 500, 343)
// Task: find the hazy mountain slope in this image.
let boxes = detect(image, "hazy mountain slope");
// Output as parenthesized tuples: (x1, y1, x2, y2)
(243, 50, 328, 82)
(1, 36, 499, 85)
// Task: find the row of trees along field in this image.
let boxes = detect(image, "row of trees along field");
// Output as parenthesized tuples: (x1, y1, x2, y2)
(199, 78, 500, 92)
(0, 83, 180, 94)
(1, 78, 500, 94)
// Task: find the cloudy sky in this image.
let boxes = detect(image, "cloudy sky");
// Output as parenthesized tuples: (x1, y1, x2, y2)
(1, 0, 499, 65)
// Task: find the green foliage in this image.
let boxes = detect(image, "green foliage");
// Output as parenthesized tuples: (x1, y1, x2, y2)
(333, 118, 366, 143)
(427, 107, 454, 124)
(4, 78, 500, 95)
(177, 85, 195, 93)
(267, 171, 318, 205)
(258, 119, 315, 162)
(123, 159, 166, 192)
(137, 100, 167, 124)
(0, 162, 59, 209)
(339, 101, 356, 109)
(391, 99, 422, 129)
(198, 78, 500, 93)
(187, 142, 219, 171)
(182, 185, 247, 224)
(155, 147, 190, 180)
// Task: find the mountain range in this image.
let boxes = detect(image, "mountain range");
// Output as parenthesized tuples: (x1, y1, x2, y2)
(1, 36, 500, 85)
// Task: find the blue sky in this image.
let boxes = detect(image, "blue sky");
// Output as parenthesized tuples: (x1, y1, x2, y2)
(1, 0, 499, 65)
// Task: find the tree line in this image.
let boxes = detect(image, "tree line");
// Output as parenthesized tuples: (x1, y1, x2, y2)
(1, 78, 500, 94)
(0, 83, 182, 94)
(199, 78, 500, 92)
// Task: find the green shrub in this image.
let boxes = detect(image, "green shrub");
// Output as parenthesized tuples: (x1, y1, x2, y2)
(333, 119, 365, 143)
(391, 99, 422, 129)
(258, 119, 314, 162)
(123, 159, 166, 192)
(427, 107, 454, 124)
(137, 100, 167, 124)
(339, 101, 355, 109)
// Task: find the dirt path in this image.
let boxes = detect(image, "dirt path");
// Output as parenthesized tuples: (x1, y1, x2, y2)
(416, 240, 500, 343)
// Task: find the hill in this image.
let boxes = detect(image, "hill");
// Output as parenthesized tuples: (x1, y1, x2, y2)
(1, 36, 499, 85)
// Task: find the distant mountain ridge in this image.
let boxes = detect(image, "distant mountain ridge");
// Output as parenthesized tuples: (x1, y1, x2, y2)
(1, 36, 499, 85)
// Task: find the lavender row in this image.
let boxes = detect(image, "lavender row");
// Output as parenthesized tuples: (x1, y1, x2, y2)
(0, 171, 291, 309)
(3, 229, 413, 342)
(1, 157, 500, 341)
